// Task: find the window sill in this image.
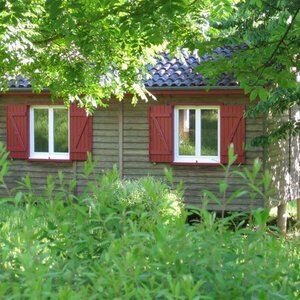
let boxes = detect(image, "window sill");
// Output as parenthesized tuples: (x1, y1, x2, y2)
(28, 158, 72, 163)
(171, 162, 220, 166)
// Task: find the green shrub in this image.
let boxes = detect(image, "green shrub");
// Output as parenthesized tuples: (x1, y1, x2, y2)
(0, 143, 299, 299)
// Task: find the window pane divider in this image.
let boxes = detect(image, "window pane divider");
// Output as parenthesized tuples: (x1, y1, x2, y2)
(48, 108, 54, 157)
(196, 109, 201, 157)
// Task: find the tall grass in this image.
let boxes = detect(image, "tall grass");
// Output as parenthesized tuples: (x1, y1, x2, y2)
(0, 144, 299, 299)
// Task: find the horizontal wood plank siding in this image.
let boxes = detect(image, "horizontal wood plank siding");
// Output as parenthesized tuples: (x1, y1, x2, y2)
(76, 103, 120, 193)
(0, 93, 272, 212)
(122, 95, 265, 211)
(0, 96, 75, 195)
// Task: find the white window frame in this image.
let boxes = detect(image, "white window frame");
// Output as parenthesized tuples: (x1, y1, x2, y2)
(29, 106, 70, 160)
(174, 106, 220, 163)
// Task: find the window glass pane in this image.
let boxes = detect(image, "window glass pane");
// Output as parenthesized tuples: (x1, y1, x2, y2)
(201, 109, 218, 156)
(179, 109, 195, 156)
(34, 109, 48, 152)
(54, 109, 68, 153)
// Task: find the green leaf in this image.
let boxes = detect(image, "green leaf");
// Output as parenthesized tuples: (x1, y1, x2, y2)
(250, 89, 258, 101)
(228, 144, 237, 165)
(219, 180, 228, 193)
(228, 189, 248, 203)
(244, 85, 252, 94)
(258, 88, 269, 101)
(203, 189, 221, 205)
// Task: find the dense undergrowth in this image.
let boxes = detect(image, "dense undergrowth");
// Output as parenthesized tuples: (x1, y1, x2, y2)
(0, 145, 299, 299)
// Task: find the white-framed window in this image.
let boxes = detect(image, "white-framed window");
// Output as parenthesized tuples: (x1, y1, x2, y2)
(174, 106, 220, 163)
(29, 106, 69, 160)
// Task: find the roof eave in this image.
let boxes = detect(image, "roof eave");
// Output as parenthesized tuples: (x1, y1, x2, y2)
(146, 86, 241, 91)
(3, 85, 245, 96)
(146, 86, 245, 95)
(6, 88, 49, 92)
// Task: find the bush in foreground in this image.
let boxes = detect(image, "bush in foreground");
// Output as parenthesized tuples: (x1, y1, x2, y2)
(0, 146, 299, 299)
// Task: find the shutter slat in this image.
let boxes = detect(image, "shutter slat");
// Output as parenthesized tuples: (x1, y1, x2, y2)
(6, 105, 29, 159)
(221, 105, 245, 164)
(70, 105, 92, 160)
(149, 105, 173, 163)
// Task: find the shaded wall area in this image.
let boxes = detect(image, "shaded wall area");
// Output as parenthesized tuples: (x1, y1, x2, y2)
(290, 105, 300, 200)
(265, 105, 300, 206)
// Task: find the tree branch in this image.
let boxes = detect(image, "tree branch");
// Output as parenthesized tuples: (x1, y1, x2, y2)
(251, 7, 300, 86)
(263, 8, 300, 68)
(33, 34, 63, 45)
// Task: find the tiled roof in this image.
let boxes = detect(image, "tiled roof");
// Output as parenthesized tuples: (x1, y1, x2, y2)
(8, 75, 32, 89)
(145, 48, 238, 87)
(7, 47, 238, 89)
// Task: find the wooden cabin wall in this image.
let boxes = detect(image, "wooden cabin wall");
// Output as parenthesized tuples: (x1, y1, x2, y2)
(0, 95, 121, 197)
(122, 94, 265, 211)
(290, 105, 300, 200)
(265, 106, 300, 207)
(265, 112, 289, 207)
(0, 95, 75, 195)
(0, 93, 267, 211)
(75, 101, 120, 194)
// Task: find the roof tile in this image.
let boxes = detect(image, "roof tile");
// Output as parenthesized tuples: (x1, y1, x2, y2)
(144, 51, 237, 87)
(8, 50, 238, 89)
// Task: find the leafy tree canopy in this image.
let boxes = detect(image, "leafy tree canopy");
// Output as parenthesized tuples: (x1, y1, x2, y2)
(196, 0, 300, 144)
(1, 0, 299, 142)
(0, 0, 232, 109)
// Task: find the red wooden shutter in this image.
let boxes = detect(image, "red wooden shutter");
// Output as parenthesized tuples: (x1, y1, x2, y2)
(70, 105, 92, 161)
(221, 105, 245, 164)
(149, 105, 173, 163)
(6, 105, 29, 159)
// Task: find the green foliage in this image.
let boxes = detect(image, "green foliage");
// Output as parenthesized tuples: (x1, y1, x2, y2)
(179, 138, 195, 155)
(0, 145, 299, 299)
(201, 109, 218, 155)
(0, 0, 233, 109)
(1, 0, 299, 141)
(203, 144, 274, 222)
(0, 142, 10, 197)
(196, 0, 300, 143)
(34, 108, 49, 152)
(247, 88, 300, 146)
(53, 109, 68, 152)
